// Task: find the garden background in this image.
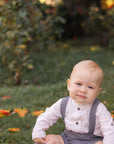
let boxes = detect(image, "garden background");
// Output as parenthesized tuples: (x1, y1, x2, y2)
(0, 0, 114, 143)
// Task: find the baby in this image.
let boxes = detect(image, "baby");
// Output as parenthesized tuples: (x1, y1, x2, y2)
(32, 60, 114, 144)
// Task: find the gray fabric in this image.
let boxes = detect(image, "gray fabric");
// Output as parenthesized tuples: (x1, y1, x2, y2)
(61, 96, 69, 120)
(60, 97, 103, 144)
(61, 129, 103, 144)
(89, 99, 100, 134)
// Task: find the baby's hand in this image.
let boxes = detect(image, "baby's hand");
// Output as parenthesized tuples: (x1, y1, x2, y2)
(33, 137, 48, 144)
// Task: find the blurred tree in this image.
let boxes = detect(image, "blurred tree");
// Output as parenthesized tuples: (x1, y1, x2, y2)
(62, 0, 100, 17)
(59, 0, 96, 38)
(58, 0, 114, 38)
(0, 0, 65, 85)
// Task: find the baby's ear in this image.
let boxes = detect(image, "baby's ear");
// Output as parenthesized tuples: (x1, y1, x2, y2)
(97, 87, 102, 96)
(67, 79, 70, 91)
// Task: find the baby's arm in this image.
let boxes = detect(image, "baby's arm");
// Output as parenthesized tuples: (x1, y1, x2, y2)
(32, 98, 62, 141)
(33, 137, 48, 144)
(97, 103, 114, 144)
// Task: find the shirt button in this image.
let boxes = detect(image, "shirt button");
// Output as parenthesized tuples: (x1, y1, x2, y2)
(77, 108, 80, 110)
(76, 122, 79, 125)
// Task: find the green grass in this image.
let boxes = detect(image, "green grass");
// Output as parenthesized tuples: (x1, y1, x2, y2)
(0, 40, 114, 143)
(24, 41, 114, 86)
(0, 83, 66, 144)
(0, 81, 114, 144)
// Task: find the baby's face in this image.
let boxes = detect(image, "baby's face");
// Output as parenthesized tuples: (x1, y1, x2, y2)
(67, 66, 102, 104)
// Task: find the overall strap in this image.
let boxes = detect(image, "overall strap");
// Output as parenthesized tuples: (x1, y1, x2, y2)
(89, 99, 100, 134)
(61, 96, 69, 120)
(61, 97, 101, 135)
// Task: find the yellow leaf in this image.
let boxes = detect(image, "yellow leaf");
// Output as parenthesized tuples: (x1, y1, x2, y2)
(0, 114, 4, 117)
(39, 0, 46, 4)
(90, 46, 101, 52)
(62, 44, 70, 49)
(102, 101, 109, 106)
(0, 1, 4, 5)
(27, 64, 34, 69)
(59, 62, 66, 66)
(112, 60, 114, 65)
(18, 44, 26, 49)
(105, 0, 114, 8)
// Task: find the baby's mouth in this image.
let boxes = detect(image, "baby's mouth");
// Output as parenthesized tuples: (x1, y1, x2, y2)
(77, 94, 87, 99)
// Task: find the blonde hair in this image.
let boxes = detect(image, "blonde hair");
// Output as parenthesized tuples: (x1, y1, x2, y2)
(70, 60, 104, 87)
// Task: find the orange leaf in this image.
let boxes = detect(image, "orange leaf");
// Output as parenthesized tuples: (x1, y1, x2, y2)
(111, 114, 114, 118)
(14, 108, 28, 117)
(0, 109, 11, 117)
(8, 128, 20, 132)
(32, 110, 44, 116)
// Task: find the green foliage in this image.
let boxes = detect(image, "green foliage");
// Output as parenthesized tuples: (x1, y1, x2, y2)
(0, 40, 114, 86)
(84, 7, 114, 48)
(0, 0, 65, 85)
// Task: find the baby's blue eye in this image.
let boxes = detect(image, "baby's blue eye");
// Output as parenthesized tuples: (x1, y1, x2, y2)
(88, 86, 93, 89)
(76, 83, 81, 86)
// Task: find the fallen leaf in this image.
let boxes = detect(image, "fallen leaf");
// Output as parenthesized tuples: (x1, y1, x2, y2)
(102, 101, 109, 106)
(14, 108, 28, 117)
(1, 96, 12, 100)
(0, 1, 4, 5)
(25, 124, 31, 129)
(18, 44, 26, 49)
(8, 128, 20, 132)
(0, 109, 11, 117)
(111, 114, 114, 118)
(90, 46, 101, 52)
(32, 110, 44, 116)
(27, 64, 34, 69)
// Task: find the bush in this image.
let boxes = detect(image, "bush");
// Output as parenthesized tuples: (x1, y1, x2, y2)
(0, 0, 65, 85)
(84, 6, 114, 48)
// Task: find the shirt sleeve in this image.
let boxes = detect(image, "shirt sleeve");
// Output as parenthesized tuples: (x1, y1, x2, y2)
(32, 98, 62, 140)
(96, 103, 114, 144)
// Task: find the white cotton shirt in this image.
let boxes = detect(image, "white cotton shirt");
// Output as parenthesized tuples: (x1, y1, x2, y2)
(32, 97, 114, 144)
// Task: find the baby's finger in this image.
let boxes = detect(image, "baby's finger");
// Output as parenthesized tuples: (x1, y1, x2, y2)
(42, 137, 49, 142)
(34, 138, 46, 144)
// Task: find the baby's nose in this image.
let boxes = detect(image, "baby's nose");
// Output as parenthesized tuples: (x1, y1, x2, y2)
(80, 86, 87, 93)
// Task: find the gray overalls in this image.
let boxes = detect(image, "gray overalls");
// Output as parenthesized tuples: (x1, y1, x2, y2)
(60, 97, 103, 144)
